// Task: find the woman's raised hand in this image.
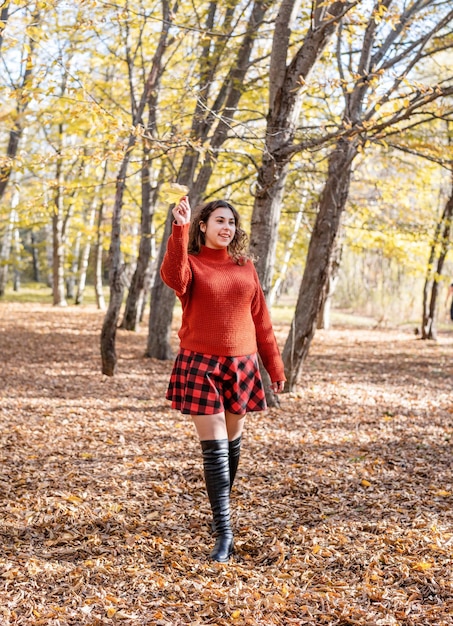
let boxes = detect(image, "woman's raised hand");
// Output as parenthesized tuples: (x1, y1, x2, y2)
(172, 196, 191, 226)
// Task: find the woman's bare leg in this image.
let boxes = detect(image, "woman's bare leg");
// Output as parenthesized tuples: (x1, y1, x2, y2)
(190, 411, 246, 442)
(191, 412, 227, 441)
(225, 411, 246, 442)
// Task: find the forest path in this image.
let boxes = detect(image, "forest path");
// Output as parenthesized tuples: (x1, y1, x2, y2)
(0, 304, 452, 625)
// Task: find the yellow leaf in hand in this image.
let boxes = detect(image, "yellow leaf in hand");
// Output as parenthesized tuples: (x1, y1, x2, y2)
(161, 182, 189, 204)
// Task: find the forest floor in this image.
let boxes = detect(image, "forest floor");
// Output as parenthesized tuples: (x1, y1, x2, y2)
(0, 303, 452, 626)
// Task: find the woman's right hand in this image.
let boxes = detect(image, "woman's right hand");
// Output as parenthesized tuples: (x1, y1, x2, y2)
(172, 196, 191, 226)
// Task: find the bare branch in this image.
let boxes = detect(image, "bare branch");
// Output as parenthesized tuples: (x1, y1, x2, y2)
(358, 0, 392, 77)
(383, 140, 453, 169)
(379, 7, 453, 72)
(371, 0, 432, 68)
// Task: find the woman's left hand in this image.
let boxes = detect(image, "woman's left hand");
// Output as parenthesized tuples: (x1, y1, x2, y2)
(271, 381, 285, 393)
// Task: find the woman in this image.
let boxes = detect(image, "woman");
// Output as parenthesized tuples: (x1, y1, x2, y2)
(160, 196, 286, 562)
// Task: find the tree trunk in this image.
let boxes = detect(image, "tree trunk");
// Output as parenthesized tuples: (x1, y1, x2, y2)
(250, 0, 352, 297)
(146, 210, 176, 359)
(249, 0, 351, 404)
(101, 153, 131, 375)
(0, 8, 38, 202)
(317, 237, 343, 330)
(0, 207, 15, 296)
(30, 231, 40, 282)
(421, 168, 453, 339)
(251, 161, 291, 299)
(0, 4, 10, 54)
(52, 213, 67, 306)
(75, 199, 97, 305)
(146, 0, 272, 359)
(120, 185, 154, 329)
(121, 149, 160, 330)
(282, 137, 359, 389)
(94, 198, 106, 311)
(268, 189, 307, 307)
(100, 0, 172, 374)
(45, 223, 53, 288)
(138, 247, 155, 323)
(52, 147, 68, 307)
(12, 218, 21, 291)
(0, 179, 19, 295)
(66, 232, 80, 300)
(91, 161, 109, 310)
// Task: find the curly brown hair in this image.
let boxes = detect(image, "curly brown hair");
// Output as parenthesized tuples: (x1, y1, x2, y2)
(188, 200, 252, 264)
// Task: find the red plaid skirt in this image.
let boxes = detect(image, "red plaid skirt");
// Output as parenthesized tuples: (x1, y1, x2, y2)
(166, 349, 267, 415)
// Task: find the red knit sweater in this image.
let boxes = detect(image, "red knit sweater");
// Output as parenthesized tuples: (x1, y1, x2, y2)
(160, 223, 286, 382)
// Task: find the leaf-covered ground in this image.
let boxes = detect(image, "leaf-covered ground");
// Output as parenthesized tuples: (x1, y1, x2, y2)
(0, 303, 452, 626)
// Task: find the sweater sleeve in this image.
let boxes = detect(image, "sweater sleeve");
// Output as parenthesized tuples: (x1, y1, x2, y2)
(250, 267, 286, 382)
(160, 223, 192, 297)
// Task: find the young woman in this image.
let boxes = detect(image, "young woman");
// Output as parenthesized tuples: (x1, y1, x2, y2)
(160, 196, 286, 562)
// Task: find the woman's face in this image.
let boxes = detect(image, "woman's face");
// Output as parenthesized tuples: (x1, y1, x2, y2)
(200, 207, 236, 250)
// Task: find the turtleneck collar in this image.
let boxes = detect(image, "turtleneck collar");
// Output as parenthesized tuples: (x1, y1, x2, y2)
(198, 245, 230, 261)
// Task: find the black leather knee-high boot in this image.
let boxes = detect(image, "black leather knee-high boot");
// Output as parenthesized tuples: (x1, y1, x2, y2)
(228, 435, 242, 492)
(201, 439, 234, 562)
(210, 435, 243, 534)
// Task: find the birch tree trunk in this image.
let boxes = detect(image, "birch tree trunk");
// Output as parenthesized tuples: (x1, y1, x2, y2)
(66, 232, 80, 300)
(12, 214, 21, 291)
(92, 161, 109, 310)
(94, 198, 106, 311)
(101, 154, 130, 374)
(0, 206, 16, 296)
(52, 141, 68, 307)
(0, 174, 19, 295)
(268, 189, 307, 307)
(75, 198, 97, 305)
(45, 222, 53, 288)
